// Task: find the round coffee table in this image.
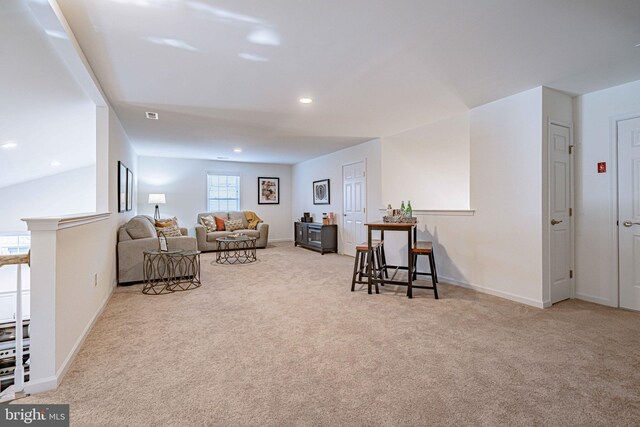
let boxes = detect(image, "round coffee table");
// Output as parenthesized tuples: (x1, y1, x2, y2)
(215, 236, 257, 264)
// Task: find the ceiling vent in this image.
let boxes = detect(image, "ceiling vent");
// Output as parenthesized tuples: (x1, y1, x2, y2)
(145, 112, 159, 120)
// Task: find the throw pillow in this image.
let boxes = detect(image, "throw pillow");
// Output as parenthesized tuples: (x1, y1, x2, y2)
(156, 217, 178, 228)
(155, 224, 182, 237)
(200, 215, 217, 232)
(214, 216, 226, 231)
(225, 219, 244, 232)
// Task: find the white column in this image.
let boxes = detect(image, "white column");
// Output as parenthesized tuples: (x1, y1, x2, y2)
(22, 213, 111, 394)
(23, 221, 59, 394)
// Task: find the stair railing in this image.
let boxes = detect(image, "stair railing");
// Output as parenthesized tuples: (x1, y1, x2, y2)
(0, 252, 30, 393)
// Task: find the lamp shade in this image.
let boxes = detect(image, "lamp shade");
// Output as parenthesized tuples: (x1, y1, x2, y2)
(148, 193, 166, 204)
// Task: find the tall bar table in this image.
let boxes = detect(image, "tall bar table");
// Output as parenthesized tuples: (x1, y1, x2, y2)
(365, 221, 418, 298)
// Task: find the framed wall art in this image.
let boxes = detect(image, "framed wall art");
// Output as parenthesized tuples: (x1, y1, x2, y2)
(313, 179, 330, 205)
(126, 168, 134, 211)
(258, 177, 280, 204)
(118, 161, 127, 213)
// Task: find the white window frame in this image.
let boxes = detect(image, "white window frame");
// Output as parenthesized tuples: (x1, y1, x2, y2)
(206, 172, 241, 212)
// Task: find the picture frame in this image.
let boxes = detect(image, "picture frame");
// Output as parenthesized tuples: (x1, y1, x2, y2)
(118, 161, 127, 213)
(258, 177, 280, 204)
(313, 179, 330, 205)
(158, 232, 168, 252)
(126, 168, 134, 211)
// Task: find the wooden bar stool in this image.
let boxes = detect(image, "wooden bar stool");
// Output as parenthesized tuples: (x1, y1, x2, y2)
(411, 241, 439, 299)
(351, 240, 384, 294)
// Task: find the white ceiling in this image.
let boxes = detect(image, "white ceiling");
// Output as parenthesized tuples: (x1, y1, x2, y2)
(0, 0, 96, 189)
(56, 0, 640, 164)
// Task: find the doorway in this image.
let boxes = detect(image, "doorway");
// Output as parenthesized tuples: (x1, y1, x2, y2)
(342, 161, 367, 257)
(549, 122, 574, 304)
(617, 116, 640, 311)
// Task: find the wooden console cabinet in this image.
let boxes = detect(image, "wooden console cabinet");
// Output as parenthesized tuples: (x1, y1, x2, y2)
(294, 222, 338, 254)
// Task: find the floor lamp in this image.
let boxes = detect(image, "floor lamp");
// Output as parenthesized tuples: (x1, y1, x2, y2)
(148, 193, 166, 221)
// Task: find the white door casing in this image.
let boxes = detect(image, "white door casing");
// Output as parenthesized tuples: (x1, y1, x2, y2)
(618, 116, 640, 311)
(549, 123, 573, 304)
(343, 161, 367, 257)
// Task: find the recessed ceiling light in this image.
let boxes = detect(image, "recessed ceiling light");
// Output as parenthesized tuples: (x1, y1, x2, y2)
(233, 148, 242, 153)
(45, 29, 68, 40)
(144, 37, 200, 52)
(51, 161, 61, 167)
(1, 142, 17, 149)
(299, 97, 313, 104)
(238, 53, 268, 62)
(217, 156, 229, 160)
(247, 29, 281, 46)
(145, 112, 159, 120)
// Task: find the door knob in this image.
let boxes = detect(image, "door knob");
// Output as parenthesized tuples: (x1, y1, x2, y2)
(623, 220, 640, 227)
(551, 219, 563, 225)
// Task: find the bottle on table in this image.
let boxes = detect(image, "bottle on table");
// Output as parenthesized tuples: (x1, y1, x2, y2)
(400, 200, 406, 214)
(407, 201, 413, 218)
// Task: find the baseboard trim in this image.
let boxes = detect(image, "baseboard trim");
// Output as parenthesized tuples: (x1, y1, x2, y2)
(269, 238, 293, 243)
(24, 376, 58, 395)
(575, 292, 614, 307)
(26, 286, 114, 395)
(440, 275, 546, 309)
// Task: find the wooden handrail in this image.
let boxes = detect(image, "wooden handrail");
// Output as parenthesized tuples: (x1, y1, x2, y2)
(0, 252, 30, 268)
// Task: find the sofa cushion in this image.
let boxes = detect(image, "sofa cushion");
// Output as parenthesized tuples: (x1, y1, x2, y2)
(125, 216, 157, 239)
(206, 231, 232, 242)
(228, 211, 249, 228)
(225, 219, 244, 232)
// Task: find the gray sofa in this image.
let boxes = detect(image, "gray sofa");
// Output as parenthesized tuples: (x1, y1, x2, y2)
(195, 211, 269, 252)
(117, 215, 197, 284)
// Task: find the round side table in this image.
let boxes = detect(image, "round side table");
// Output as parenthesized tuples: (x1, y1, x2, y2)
(142, 250, 183, 295)
(167, 250, 202, 291)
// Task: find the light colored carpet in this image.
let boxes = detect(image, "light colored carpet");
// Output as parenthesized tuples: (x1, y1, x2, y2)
(20, 243, 640, 426)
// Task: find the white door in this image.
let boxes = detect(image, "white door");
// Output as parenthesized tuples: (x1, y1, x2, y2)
(343, 161, 366, 257)
(549, 123, 573, 304)
(618, 116, 640, 311)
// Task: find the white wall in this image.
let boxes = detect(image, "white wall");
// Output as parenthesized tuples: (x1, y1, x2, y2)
(55, 105, 138, 377)
(0, 166, 96, 233)
(382, 113, 470, 209)
(291, 139, 382, 253)
(137, 157, 292, 241)
(353, 89, 547, 307)
(469, 87, 544, 304)
(573, 79, 640, 306)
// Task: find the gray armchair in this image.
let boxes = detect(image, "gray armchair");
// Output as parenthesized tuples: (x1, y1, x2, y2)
(117, 215, 197, 284)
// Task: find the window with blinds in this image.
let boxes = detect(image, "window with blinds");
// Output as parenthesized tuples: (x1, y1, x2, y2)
(207, 174, 240, 211)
